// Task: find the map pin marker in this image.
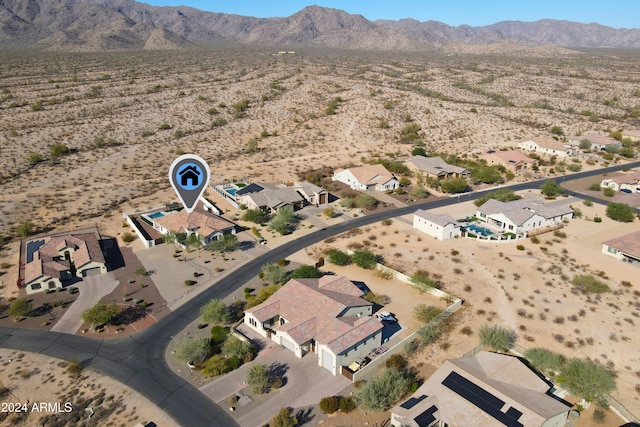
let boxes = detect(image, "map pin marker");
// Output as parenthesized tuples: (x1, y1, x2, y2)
(169, 154, 211, 213)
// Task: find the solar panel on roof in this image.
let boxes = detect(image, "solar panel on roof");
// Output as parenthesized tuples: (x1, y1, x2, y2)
(26, 239, 46, 263)
(413, 405, 438, 427)
(442, 371, 524, 427)
(400, 394, 427, 409)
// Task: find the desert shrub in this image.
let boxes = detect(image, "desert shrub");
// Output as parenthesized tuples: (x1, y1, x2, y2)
(559, 358, 615, 402)
(243, 209, 269, 224)
(66, 358, 84, 377)
(410, 270, 439, 291)
(524, 348, 565, 373)
(328, 250, 351, 266)
(339, 396, 356, 413)
(541, 180, 562, 197)
(289, 265, 322, 279)
(221, 336, 251, 360)
(319, 397, 340, 414)
(352, 250, 377, 269)
(323, 207, 335, 218)
(385, 354, 407, 372)
(603, 187, 615, 197)
(210, 326, 229, 345)
(246, 364, 270, 394)
(440, 177, 470, 194)
(270, 408, 297, 427)
(413, 304, 443, 324)
(354, 368, 411, 411)
(201, 355, 231, 376)
(606, 202, 635, 222)
(121, 232, 135, 243)
(200, 299, 230, 324)
(8, 299, 32, 317)
(571, 274, 610, 293)
(270, 376, 283, 389)
(174, 338, 210, 363)
(354, 194, 379, 210)
(474, 189, 521, 207)
(261, 263, 287, 284)
(417, 324, 441, 345)
(478, 324, 516, 352)
(593, 409, 606, 423)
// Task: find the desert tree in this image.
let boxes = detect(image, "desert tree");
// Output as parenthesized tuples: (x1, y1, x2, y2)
(560, 358, 615, 404)
(354, 368, 411, 411)
(246, 364, 270, 394)
(174, 337, 211, 363)
(200, 298, 230, 324)
(8, 299, 32, 317)
(478, 324, 517, 352)
(605, 202, 635, 222)
(81, 301, 121, 328)
(16, 221, 34, 237)
(540, 180, 562, 197)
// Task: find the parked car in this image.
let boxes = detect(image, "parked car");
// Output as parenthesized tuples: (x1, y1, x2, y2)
(259, 239, 268, 245)
(620, 189, 632, 194)
(377, 311, 397, 322)
(348, 356, 370, 372)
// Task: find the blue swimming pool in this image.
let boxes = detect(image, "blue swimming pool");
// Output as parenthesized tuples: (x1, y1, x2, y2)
(466, 224, 494, 236)
(226, 188, 237, 196)
(148, 211, 165, 219)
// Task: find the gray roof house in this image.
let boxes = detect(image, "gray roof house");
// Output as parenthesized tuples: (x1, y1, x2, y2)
(390, 351, 571, 427)
(408, 156, 470, 180)
(476, 199, 574, 234)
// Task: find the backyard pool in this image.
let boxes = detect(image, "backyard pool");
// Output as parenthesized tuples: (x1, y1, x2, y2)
(148, 211, 166, 219)
(226, 188, 237, 196)
(465, 224, 494, 236)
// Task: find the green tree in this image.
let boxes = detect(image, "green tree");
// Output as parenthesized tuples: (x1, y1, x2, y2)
(440, 177, 470, 194)
(354, 368, 411, 411)
(351, 250, 377, 269)
(354, 194, 378, 210)
(206, 234, 239, 253)
(28, 152, 43, 165)
(604, 144, 620, 154)
(328, 250, 351, 266)
(411, 147, 427, 157)
(201, 355, 231, 376)
(243, 209, 269, 224)
(603, 187, 615, 197)
(221, 336, 251, 359)
(261, 263, 288, 285)
(410, 185, 429, 198)
(478, 324, 517, 352)
(550, 125, 564, 135)
(540, 180, 562, 197)
(524, 348, 565, 374)
(268, 206, 297, 235)
(579, 139, 592, 150)
(200, 299, 230, 324)
(81, 301, 121, 328)
(174, 337, 210, 363)
(8, 299, 32, 317)
(605, 202, 635, 222)
(270, 408, 297, 427)
(319, 397, 340, 414)
(560, 358, 616, 402)
(289, 265, 322, 279)
(472, 165, 503, 184)
(247, 364, 270, 393)
(185, 233, 204, 248)
(16, 221, 34, 237)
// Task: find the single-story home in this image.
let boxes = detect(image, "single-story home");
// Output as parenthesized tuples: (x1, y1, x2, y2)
(24, 233, 107, 294)
(476, 199, 573, 234)
(602, 230, 640, 264)
(293, 181, 328, 206)
(567, 132, 621, 151)
(517, 137, 577, 158)
(600, 171, 640, 193)
(413, 210, 462, 241)
(244, 276, 384, 376)
(480, 150, 538, 172)
(152, 201, 236, 244)
(332, 164, 399, 191)
(390, 351, 571, 427)
(407, 156, 470, 180)
(234, 181, 327, 212)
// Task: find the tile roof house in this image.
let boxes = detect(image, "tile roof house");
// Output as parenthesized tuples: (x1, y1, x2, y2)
(413, 210, 462, 241)
(481, 150, 538, 172)
(600, 171, 640, 193)
(234, 181, 327, 212)
(24, 232, 107, 294)
(567, 132, 621, 151)
(517, 137, 577, 158)
(332, 164, 399, 191)
(476, 199, 573, 234)
(407, 156, 470, 180)
(152, 201, 236, 244)
(390, 351, 571, 427)
(602, 230, 640, 265)
(244, 276, 384, 375)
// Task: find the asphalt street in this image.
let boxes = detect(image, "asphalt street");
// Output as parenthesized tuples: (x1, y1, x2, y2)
(0, 160, 638, 426)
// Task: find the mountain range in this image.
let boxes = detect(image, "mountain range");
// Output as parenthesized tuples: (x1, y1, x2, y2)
(1, 0, 640, 51)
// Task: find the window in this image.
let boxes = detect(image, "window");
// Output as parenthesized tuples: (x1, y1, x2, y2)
(48, 281, 56, 289)
(32, 283, 42, 290)
(607, 247, 617, 254)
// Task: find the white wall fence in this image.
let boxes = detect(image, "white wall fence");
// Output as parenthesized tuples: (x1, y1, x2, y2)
(349, 258, 463, 383)
(122, 213, 155, 248)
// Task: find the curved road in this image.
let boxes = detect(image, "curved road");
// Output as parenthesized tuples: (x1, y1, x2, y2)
(0, 161, 638, 426)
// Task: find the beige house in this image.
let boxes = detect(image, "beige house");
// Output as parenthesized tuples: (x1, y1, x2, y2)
(407, 156, 470, 180)
(567, 132, 621, 151)
(602, 230, 640, 265)
(152, 201, 236, 244)
(517, 137, 577, 158)
(24, 233, 107, 294)
(476, 199, 573, 234)
(244, 276, 384, 376)
(600, 171, 640, 193)
(390, 351, 571, 427)
(332, 164, 399, 191)
(480, 150, 537, 172)
(413, 210, 462, 241)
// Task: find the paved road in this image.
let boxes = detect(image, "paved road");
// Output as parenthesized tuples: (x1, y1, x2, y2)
(50, 272, 119, 334)
(1, 160, 638, 426)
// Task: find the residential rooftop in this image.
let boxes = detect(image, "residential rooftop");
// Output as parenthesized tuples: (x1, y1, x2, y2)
(603, 230, 640, 259)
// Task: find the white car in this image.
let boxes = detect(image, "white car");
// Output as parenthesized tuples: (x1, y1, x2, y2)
(377, 311, 397, 322)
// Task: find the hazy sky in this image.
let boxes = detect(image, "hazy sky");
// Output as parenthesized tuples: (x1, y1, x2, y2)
(142, 1, 639, 29)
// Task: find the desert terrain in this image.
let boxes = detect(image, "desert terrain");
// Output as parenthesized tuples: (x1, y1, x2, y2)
(1, 45, 640, 426)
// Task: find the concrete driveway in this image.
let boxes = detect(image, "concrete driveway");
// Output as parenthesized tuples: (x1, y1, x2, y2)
(50, 272, 119, 334)
(199, 344, 350, 427)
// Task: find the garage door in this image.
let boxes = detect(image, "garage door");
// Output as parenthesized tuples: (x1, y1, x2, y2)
(82, 267, 102, 277)
(321, 349, 334, 372)
(281, 337, 296, 353)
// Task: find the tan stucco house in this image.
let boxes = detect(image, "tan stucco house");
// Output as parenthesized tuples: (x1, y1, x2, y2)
(332, 164, 399, 191)
(480, 150, 538, 172)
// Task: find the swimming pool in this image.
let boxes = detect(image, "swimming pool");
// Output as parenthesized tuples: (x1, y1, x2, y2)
(226, 188, 237, 196)
(465, 224, 494, 236)
(148, 211, 165, 219)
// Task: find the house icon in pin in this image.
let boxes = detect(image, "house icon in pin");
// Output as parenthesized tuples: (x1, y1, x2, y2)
(179, 165, 200, 187)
